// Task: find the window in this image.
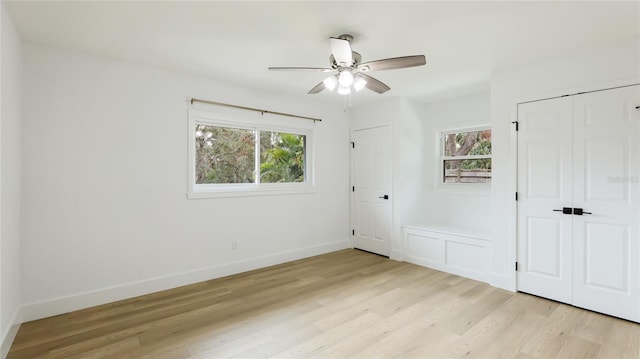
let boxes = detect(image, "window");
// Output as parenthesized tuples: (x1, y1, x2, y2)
(440, 127, 491, 184)
(188, 110, 313, 198)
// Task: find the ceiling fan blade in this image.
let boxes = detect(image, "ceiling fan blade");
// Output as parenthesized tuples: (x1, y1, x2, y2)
(307, 82, 325, 94)
(357, 55, 426, 72)
(356, 73, 391, 94)
(330, 37, 353, 66)
(268, 67, 333, 72)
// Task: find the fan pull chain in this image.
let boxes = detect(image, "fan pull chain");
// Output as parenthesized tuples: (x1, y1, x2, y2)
(343, 92, 353, 112)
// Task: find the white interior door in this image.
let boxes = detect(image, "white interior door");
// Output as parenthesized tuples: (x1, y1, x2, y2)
(352, 126, 392, 256)
(517, 85, 640, 322)
(516, 96, 574, 304)
(571, 86, 639, 321)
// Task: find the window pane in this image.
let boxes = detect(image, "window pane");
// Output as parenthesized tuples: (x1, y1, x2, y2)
(260, 131, 305, 183)
(443, 159, 492, 183)
(195, 125, 255, 184)
(444, 130, 492, 157)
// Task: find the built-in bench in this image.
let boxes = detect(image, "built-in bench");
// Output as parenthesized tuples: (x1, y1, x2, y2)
(402, 225, 491, 283)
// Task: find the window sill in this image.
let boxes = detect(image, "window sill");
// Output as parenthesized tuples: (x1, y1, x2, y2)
(187, 184, 316, 199)
(432, 182, 491, 196)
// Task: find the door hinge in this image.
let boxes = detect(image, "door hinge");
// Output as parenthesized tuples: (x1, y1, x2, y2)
(350, 142, 355, 148)
(352, 229, 355, 236)
(511, 121, 519, 131)
(352, 186, 355, 192)
(515, 262, 519, 271)
(515, 192, 518, 201)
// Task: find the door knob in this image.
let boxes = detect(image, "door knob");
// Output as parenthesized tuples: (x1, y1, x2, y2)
(573, 208, 592, 215)
(553, 207, 573, 215)
(378, 195, 389, 200)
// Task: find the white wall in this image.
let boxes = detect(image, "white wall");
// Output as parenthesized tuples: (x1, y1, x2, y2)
(393, 99, 426, 259)
(1, 2, 23, 357)
(420, 92, 491, 230)
(20, 43, 351, 321)
(490, 40, 640, 290)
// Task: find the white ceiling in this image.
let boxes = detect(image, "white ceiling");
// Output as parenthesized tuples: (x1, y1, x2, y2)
(5, 1, 639, 105)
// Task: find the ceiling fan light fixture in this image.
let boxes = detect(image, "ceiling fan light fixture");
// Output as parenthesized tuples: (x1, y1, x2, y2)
(337, 85, 351, 95)
(338, 71, 354, 87)
(268, 34, 426, 97)
(353, 76, 367, 92)
(323, 76, 338, 91)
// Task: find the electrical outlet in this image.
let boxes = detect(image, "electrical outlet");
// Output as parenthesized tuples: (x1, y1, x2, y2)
(231, 240, 238, 250)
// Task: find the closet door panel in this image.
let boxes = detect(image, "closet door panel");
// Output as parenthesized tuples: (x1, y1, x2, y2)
(516, 97, 573, 304)
(572, 85, 639, 322)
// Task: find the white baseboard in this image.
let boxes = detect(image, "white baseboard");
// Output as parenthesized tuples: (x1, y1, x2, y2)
(22, 240, 350, 322)
(490, 272, 516, 292)
(390, 249, 403, 261)
(1, 307, 21, 359)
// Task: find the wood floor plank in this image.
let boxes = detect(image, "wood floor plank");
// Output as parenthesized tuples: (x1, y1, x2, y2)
(136, 345, 190, 359)
(183, 301, 325, 356)
(8, 249, 640, 359)
(555, 335, 601, 359)
(519, 304, 580, 359)
(594, 317, 640, 359)
(318, 288, 454, 358)
(272, 311, 382, 358)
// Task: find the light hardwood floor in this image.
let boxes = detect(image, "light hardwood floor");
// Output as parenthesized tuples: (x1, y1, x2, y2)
(8, 249, 640, 358)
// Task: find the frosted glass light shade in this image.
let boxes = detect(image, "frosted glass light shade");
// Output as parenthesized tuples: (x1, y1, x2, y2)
(353, 76, 367, 92)
(323, 76, 338, 91)
(338, 71, 354, 87)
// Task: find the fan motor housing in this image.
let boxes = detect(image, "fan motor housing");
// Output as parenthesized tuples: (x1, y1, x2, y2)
(330, 52, 362, 69)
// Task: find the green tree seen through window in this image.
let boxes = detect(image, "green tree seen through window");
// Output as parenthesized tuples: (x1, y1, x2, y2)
(443, 129, 492, 183)
(195, 124, 305, 185)
(260, 132, 305, 183)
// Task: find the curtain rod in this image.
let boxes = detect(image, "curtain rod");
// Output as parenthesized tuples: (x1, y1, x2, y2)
(190, 98, 322, 123)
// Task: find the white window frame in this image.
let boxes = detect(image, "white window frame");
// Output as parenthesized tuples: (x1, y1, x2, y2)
(187, 109, 315, 199)
(437, 125, 492, 189)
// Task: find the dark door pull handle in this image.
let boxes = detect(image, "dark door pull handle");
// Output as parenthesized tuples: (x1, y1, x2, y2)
(378, 195, 389, 200)
(573, 208, 592, 215)
(553, 207, 573, 215)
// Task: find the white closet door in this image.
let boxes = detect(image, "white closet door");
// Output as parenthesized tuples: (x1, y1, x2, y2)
(518, 85, 640, 322)
(516, 97, 574, 304)
(352, 126, 392, 256)
(572, 85, 640, 321)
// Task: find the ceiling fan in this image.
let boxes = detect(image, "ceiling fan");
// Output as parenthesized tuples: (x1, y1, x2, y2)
(268, 34, 426, 95)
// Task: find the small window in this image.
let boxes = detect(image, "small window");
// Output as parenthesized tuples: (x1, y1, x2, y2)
(441, 127, 491, 184)
(188, 111, 313, 198)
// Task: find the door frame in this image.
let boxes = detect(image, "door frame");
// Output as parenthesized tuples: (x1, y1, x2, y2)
(512, 80, 640, 292)
(350, 124, 394, 257)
